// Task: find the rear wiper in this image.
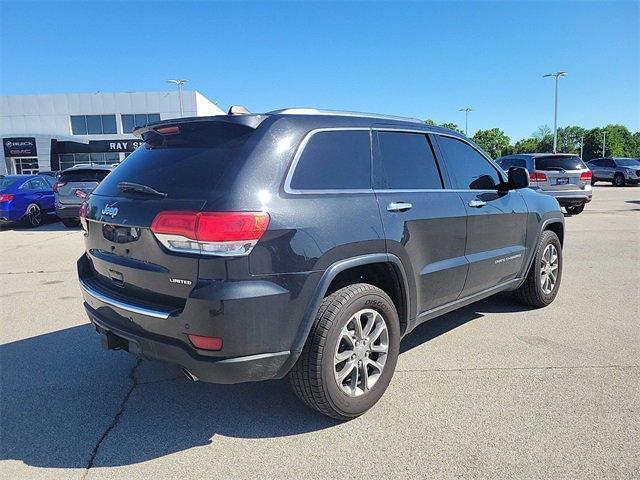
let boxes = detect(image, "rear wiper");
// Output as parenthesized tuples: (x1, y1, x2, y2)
(543, 167, 566, 172)
(117, 181, 167, 198)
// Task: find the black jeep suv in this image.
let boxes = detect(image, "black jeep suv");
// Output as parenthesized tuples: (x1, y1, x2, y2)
(78, 108, 564, 419)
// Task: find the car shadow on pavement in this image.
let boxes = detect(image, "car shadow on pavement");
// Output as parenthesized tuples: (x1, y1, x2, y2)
(0, 323, 338, 470)
(1, 293, 528, 470)
(400, 292, 532, 353)
(0, 216, 77, 232)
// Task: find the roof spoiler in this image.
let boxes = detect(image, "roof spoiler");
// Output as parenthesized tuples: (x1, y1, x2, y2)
(132, 113, 266, 138)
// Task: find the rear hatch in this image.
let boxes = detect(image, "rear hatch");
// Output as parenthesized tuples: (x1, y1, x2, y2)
(82, 120, 256, 310)
(533, 155, 589, 191)
(56, 169, 111, 205)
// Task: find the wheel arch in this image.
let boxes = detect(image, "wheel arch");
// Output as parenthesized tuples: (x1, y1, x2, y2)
(276, 253, 411, 377)
(22, 201, 43, 219)
(544, 219, 564, 245)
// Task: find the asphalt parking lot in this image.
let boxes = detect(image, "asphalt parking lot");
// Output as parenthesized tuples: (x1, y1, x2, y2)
(1, 185, 638, 480)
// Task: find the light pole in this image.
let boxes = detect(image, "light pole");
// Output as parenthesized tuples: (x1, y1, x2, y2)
(580, 134, 584, 159)
(458, 107, 473, 136)
(543, 71, 567, 153)
(602, 130, 606, 157)
(166, 79, 188, 117)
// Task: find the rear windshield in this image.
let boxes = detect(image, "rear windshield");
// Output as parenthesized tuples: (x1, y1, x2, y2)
(534, 156, 586, 171)
(60, 169, 111, 183)
(0, 177, 19, 190)
(93, 122, 254, 199)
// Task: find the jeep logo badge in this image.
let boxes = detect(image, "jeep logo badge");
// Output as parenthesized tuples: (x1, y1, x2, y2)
(101, 205, 119, 218)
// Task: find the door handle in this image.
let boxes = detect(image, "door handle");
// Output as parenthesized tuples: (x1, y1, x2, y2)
(468, 199, 487, 208)
(387, 202, 413, 212)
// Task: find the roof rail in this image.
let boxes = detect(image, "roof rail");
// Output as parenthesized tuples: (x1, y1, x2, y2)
(267, 108, 424, 124)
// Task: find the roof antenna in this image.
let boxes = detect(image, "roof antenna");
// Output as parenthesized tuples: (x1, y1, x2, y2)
(228, 105, 251, 115)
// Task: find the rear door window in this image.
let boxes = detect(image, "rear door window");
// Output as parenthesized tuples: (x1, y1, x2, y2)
(437, 135, 501, 190)
(29, 177, 49, 190)
(499, 158, 527, 169)
(374, 131, 442, 189)
(0, 177, 19, 190)
(534, 156, 586, 171)
(289, 130, 371, 190)
(93, 122, 254, 199)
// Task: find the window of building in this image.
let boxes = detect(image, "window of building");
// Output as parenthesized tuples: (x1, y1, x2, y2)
(59, 152, 121, 171)
(289, 130, 371, 191)
(374, 131, 443, 189)
(70, 115, 117, 135)
(437, 136, 501, 190)
(121, 113, 161, 133)
(71, 116, 87, 135)
(101, 115, 117, 134)
(14, 158, 39, 174)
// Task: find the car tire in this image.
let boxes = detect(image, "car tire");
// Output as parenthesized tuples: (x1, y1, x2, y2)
(22, 203, 43, 228)
(565, 204, 585, 215)
(289, 283, 400, 420)
(61, 218, 80, 228)
(513, 230, 563, 308)
(613, 173, 625, 187)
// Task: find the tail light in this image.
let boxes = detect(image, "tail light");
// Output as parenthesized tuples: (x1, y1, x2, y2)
(188, 334, 223, 351)
(151, 211, 270, 256)
(529, 171, 548, 182)
(580, 170, 592, 181)
(53, 181, 66, 193)
(0, 194, 14, 203)
(79, 201, 89, 232)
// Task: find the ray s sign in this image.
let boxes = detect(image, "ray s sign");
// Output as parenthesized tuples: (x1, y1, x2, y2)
(88, 140, 145, 152)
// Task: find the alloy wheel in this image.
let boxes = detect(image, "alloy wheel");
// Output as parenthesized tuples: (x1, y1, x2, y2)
(26, 204, 42, 227)
(540, 243, 559, 294)
(333, 308, 389, 397)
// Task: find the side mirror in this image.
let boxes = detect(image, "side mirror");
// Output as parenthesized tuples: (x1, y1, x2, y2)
(506, 167, 529, 190)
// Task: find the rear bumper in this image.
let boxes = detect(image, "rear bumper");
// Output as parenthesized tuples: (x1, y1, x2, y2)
(534, 188, 592, 206)
(0, 203, 23, 222)
(85, 302, 290, 383)
(55, 203, 80, 219)
(77, 254, 310, 383)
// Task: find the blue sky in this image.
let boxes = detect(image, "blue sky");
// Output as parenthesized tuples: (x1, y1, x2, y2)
(1, 1, 638, 141)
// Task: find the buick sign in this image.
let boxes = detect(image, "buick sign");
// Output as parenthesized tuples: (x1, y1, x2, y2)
(3, 137, 37, 157)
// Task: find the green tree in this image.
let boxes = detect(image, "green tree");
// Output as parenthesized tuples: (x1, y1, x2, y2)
(556, 126, 587, 154)
(582, 125, 638, 160)
(440, 122, 464, 134)
(632, 132, 640, 158)
(534, 125, 552, 139)
(472, 128, 511, 159)
(424, 119, 436, 126)
(513, 137, 540, 153)
(531, 125, 554, 152)
(583, 128, 604, 161)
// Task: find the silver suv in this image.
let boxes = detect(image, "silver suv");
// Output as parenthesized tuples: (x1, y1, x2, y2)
(497, 153, 592, 215)
(54, 165, 112, 227)
(587, 157, 640, 186)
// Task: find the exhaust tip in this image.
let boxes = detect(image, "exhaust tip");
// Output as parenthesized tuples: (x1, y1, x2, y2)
(181, 368, 199, 382)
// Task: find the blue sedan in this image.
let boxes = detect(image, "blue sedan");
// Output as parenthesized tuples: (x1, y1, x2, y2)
(0, 174, 56, 227)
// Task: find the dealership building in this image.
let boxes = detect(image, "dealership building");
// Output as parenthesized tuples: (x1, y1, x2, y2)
(0, 91, 225, 175)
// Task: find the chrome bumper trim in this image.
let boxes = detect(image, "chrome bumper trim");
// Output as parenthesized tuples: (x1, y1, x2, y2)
(79, 278, 170, 319)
